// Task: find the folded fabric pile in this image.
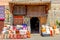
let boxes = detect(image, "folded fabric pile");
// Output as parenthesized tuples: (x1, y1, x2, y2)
(41, 25, 53, 36)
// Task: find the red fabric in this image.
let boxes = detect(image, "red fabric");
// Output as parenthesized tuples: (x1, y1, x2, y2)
(14, 16, 23, 18)
(13, 27, 16, 30)
(50, 30, 53, 36)
(16, 34, 21, 39)
(13, 16, 23, 25)
(9, 34, 14, 39)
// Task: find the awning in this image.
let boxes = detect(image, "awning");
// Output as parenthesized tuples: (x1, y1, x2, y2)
(9, 1, 51, 13)
(9, 1, 51, 5)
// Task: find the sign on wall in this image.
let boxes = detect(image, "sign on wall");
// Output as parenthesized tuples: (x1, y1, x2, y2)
(0, 6, 5, 20)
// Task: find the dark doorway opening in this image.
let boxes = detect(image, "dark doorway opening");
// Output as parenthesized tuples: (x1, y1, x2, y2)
(30, 17, 39, 33)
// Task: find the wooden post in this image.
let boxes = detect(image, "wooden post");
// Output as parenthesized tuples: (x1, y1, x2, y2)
(0, 21, 4, 33)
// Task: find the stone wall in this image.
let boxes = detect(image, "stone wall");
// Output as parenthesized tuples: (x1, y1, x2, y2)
(47, 4, 60, 26)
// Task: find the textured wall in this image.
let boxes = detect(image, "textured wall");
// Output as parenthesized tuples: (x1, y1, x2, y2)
(0, 0, 12, 5)
(47, 4, 60, 26)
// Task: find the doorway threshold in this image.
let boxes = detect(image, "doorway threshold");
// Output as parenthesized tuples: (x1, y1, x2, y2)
(31, 34, 40, 36)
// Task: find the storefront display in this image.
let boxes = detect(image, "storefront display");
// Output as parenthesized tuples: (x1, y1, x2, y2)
(41, 25, 50, 36)
(2, 24, 31, 39)
(24, 16, 31, 32)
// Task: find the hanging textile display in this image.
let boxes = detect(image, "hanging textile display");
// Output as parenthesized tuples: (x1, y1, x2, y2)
(5, 9, 13, 25)
(0, 6, 5, 20)
(13, 16, 23, 25)
(23, 16, 30, 26)
(5, 9, 9, 22)
(24, 16, 31, 33)
(9, 13, 13, 25)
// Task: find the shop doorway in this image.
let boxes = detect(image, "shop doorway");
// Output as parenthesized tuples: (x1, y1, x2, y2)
(30, 17, 39, 33)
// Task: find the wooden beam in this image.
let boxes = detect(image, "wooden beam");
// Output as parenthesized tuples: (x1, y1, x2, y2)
(9, 3, 14, 13)
(9, 1, 51, 5)
(9, 1, 51, 14)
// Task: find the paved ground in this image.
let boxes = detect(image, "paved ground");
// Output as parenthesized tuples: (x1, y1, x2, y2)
(1, 34, 60, 40)
(21, 34, 60, 40)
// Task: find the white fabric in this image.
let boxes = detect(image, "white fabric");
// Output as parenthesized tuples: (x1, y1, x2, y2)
(7, 25, 10, 27)
(42, 25, 45, 28)
(45, 25, 49, 29)
(42, 32, 46, 34)
(50, 27, 53, 31)
(55, 28, 60, 34)
(27, 26, 31, 32)
(16, 25, 23, 28)
(16, 25, 23, 29)
(3, 27, 8, 31)
(2, 31, 7, 34)
(10, 26, 13, 30)
(46, 31, 50, 34)
(20, 30, 27, 35)
(46, 29, 50, 34)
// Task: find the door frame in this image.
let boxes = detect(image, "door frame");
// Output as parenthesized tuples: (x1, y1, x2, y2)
(30, 17, 40, 34)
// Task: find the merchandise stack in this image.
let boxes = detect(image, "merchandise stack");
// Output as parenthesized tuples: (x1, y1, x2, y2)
(41, 25, 53, 36)
(2, 24, 31, 39)
(41, 25, 50, 36)
(41, 24, 60, 36)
